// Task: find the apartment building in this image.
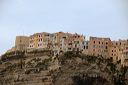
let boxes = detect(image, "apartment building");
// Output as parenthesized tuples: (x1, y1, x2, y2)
(29, 32, 52, 49)
(109, 45, 121, 62)
(109, 40, 128, 63)
(85, 37, 112, 58)
(65, 33, 85, 52)
(119, 40, 128, 66)
(12, 32, 128, 66)
(28, 32, 85, 55)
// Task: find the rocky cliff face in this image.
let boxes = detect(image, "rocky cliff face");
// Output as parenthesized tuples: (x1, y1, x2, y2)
(0, 50, 127, 85)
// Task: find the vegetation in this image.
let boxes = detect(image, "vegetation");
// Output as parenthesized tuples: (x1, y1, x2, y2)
(27, 49, 53, 56)
(72, 74, 108, 85)
(0, 50, 128, 85)
(54, 51, 128, 85)
(1, 51, 25, 62)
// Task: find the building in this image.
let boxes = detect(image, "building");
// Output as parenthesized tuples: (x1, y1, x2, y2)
(85, 37, 112, 58)
(64, 33, 85, 52)
(109, 40, 128, 63)
(28, 32, 85, 55)
(109, 45, 121, 62)
(10, 32, 128, 66)
(29, 32, 52, 49)
(15, 36, 29, 51)
(120, 40, 128, 66)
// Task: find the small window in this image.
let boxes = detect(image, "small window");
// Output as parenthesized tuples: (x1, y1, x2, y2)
(116, 57, 118, 60)
(116, 43, 118, 45)
(20, 40, 22, 43)
(75, 44, 77, 47)
(93, 45, 95, 48)
(84, 46, 86, 49)
(86, 46, 88, 49)
(106, 46, 108, 49)
(99, 41, 100, 44)
(94, 41, 95, 44)
(93, 49, 95, 51)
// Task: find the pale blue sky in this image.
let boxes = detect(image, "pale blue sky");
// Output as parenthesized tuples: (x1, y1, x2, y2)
(0, 0, 128, 55)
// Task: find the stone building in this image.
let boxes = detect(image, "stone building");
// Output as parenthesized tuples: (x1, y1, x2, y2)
(85, 36, 112, 58)
(15, 36, 29, 51)
(109, 40, 128, 63)
(120, 41, 128, 66)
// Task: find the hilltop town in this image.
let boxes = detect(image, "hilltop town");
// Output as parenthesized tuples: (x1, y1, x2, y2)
(7, 32, 128, 66)
(0, 32, 128, 85)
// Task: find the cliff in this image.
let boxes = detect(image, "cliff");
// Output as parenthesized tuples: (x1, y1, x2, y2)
(0, 50, 127, 85)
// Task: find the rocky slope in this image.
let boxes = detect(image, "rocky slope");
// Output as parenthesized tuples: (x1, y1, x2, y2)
(0, 50, 127, 85)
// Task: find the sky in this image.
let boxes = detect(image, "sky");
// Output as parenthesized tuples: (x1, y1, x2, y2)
(0, 0, 128, 55)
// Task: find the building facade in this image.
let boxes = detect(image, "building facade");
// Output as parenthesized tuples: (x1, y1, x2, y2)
(84, 37, 112, 58)
(15, 36, 29, 51)
(28, 32, 85, 55)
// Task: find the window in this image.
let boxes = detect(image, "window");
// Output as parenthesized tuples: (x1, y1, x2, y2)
(86, 46, 88, 49)
(112, 50, 113, 52)
(93, 45, 95, 48)
(84, 46, 86, 49)
(116, 43, 118, 45)
(126, 47, 128, 50)
(116, 57, 118, 60)
(93, 49, 95, 51)
(106, 42, 108, 45)
(101, 46, 103, 48)
(94, 41, 95, 44)
(75, 44, 77, 47)
(106, 46, 108, 49)
(20, 40, 22, 43)
(68, 48, 71, 50)
(99, 41, 100, 44)
(112, 54, 113, 56)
